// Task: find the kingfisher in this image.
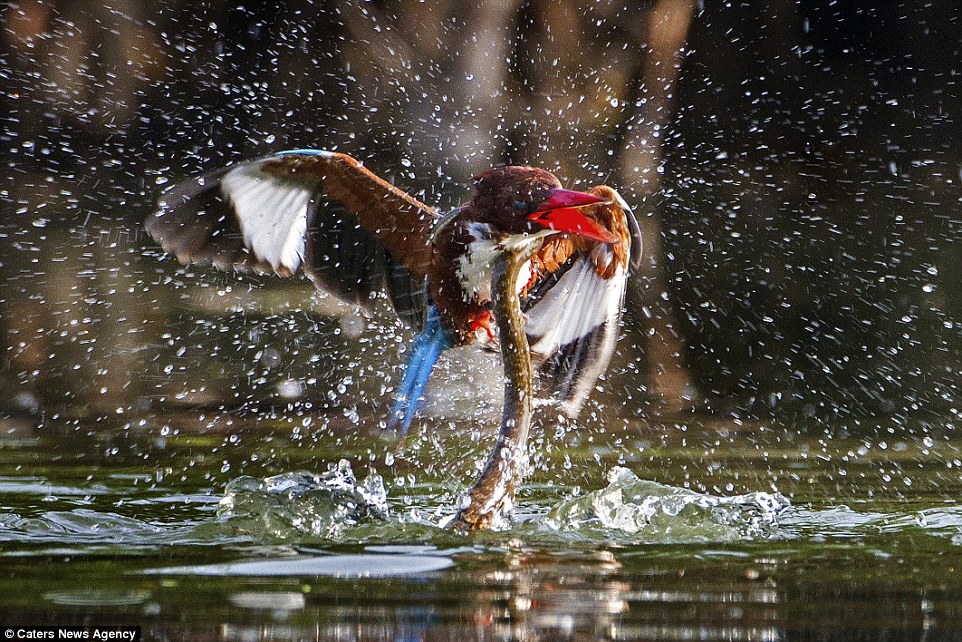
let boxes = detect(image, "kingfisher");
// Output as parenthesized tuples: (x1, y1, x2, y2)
(146, 150, 641, 433)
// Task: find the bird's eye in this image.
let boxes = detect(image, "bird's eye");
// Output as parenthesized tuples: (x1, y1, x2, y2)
(513, 199, 529, 214)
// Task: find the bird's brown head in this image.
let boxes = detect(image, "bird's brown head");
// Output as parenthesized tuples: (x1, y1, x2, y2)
(470, 166, 615, 243)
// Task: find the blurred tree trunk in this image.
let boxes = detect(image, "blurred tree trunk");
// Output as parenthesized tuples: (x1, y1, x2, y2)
(613, 0, 699, 410)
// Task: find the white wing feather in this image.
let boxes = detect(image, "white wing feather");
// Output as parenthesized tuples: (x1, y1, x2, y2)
(524, 245, 628, 415)
(221, 163, 317, 273)
(526, 257, 626, 358)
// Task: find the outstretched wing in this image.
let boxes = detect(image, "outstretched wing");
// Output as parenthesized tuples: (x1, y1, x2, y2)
(146, 150, 438, 327)
(522, 186, 640, 416)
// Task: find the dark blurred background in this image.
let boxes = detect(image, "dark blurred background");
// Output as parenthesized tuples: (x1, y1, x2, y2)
(2, 0, 961, 428)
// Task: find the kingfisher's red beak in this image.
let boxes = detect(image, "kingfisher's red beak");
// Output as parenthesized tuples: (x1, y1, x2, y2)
(528, 189, 616, 244)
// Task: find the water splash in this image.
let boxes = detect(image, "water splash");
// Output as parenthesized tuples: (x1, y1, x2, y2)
(217, 459, 389, 539)
(544, 467, 790, 542)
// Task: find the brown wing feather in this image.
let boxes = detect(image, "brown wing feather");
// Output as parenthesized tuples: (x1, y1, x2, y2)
(146, 150, 438, 324)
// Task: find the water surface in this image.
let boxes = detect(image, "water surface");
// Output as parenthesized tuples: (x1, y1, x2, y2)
(1, 409, 961, 640)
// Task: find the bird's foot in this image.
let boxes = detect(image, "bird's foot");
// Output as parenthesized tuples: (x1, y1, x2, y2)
(470, 311, 497, 342)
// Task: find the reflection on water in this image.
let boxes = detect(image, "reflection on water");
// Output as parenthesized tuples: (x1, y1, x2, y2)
(0, 413, 961, 638)
(147, 551, 455, 578)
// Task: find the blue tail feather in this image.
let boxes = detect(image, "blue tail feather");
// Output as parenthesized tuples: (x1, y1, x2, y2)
(389, 307, 452, 435)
